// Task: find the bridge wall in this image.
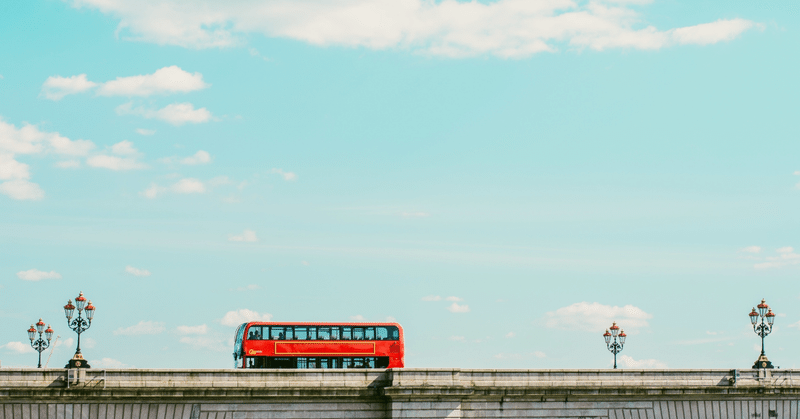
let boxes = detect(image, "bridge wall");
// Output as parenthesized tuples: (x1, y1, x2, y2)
(1, 369, 800, 418)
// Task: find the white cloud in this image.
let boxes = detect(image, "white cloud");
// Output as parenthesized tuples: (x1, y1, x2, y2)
(0, 153, 30, 180)
(141, 183, 166, 199)
(619, 355, 667, 369)
(180, 150, 211, 165)
(421, 295, 441, 301)
(136, 128, 156, 136)
(504, 332, 515, 338)
(86, 154, 146, 170)
(545, 302, 652, 332)
(40, 74, 97, 100)
(70, 0, 755, 58)
(91, 357, 133, 368)
(0, 119, 96, 200)
(670, 19, 754, 46)
(350, 315, 366, 321)
(0, 119, 94, 156)
(125, 265, 152, 277)
(445, 296, 463, 302)
(179, 336, 227, 352)
(116, 102, 212, 125)
(740, 246, 761, 254)
(172, 177, 206, 194)
(97, 66, 209, 96)
(0, 179, 44, 200)
(753, 247, 800, 269)
(56, 337, 74, 349)
(449, 335, 465, 341)
(220, 309, 272, 327)
(3, 342, 35, 354)
(533, 351, 546, 358)
(140, 178, 207, 198)
(111, 140, 139, 155)
(55, 160, 81, 168)
(113, 321, 166, 335)
(229, 229, 258, 242)
(447, 302, 470, 313)
(17, 269, 62, 281)
(270, 168, 297, 181)
(233, 284, 260, 291)
(177, 324, 208, 335)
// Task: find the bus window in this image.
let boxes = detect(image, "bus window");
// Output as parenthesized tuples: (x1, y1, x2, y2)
(248, 326, 264, 340)
(307, 327, 317, 340)
(353, 327, 365, 340)
(330, 327, 340, 340)
(388, 326, 399, 340)
(365, 327, 375, 340)
(271, 326, 284, 340)
(376, 327, 388, 340)
(318, 327, 331, 340)
(342, 327, 352, 340)
(295, 326, 308, 340)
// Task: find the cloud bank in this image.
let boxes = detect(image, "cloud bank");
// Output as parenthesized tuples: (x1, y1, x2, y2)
(70, 0, 756, 58)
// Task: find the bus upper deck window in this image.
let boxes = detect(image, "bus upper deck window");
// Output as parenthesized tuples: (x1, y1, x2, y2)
(318, 327, 331, 340)
(330, 327, 340, 340)
(365, 327, 375, 340)
(307, 327, 317, 340)
(388, 326, 399, 340)
(269, 326, 279, 340)
(353, 327, 365, 340)
(248, 326, 264, 340)
(295, 326, 308, 340)
(342, 327, 352, 340)
(376, 327, 388, 340)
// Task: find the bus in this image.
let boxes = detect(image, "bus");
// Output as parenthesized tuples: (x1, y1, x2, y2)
(232, 322, 404, 369)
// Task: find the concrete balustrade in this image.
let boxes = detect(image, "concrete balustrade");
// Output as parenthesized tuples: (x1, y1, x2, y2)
(1, 369, 799, 418)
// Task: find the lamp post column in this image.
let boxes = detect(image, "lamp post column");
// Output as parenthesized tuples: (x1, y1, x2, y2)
(749, 299, 775, 369)
(63, 292, 96, 369)
(28, 319, 54, 368)
(603, 322, 626, 369)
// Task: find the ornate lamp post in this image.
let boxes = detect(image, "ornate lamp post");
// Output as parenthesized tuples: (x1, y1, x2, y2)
(603, 322, 626, 369)
(749, 298, 776, 369)
(63, 291, 96, 369)
(27, 319, 54, 368)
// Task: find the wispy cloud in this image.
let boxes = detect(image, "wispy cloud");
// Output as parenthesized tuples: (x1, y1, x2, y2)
(447, 302, 470, 313)
(41, 66, 209, 100)
(117, 102, 212, 125)
(219, 309, 272, 327)
(70, 0, 756, 57)
(228, 229, 258, 242)
(545, 302, 652, 332)
(40, 74, 97, 100)
(113, 321, 166, 335)
(17, 269, 62, 281)
(751, 247, 800, 269)
(271, 168, 297, 181)
(125, 265, 152, 277)
(177, 324, 208, 335)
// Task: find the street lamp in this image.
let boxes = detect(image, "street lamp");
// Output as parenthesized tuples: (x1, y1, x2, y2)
(749, 298, 776, 369)
(28, 319, 54, 368)
(63, 291, 96, 369)
(603, 322, 626, 369)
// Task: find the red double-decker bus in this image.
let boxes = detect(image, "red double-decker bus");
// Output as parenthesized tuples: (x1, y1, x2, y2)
(232, 322, 404, 369)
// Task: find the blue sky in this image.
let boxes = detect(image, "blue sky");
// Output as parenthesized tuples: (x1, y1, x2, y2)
(1, 0, 799, 370)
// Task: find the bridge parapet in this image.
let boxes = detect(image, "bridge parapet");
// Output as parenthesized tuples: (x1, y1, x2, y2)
(1, 369, 799, 418)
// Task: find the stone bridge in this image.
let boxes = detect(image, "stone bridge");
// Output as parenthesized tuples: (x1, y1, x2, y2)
(1, 368, 800, 418)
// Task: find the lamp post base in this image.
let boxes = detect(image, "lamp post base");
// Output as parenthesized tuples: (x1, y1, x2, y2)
(65, 353, 91, 369)
(752, 354, 774, 369)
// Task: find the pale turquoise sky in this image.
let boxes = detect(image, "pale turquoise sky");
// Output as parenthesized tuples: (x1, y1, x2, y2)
(1, 0, 799, 369)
